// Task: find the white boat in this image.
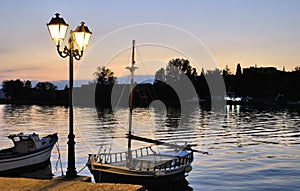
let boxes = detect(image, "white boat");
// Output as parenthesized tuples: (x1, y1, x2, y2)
(224, 92, 242, 103)
(0, 133, 58, 176)
(87, 40, 207, 189)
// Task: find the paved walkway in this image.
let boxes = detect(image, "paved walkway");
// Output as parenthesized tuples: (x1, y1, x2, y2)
(0, 176, 145, 191)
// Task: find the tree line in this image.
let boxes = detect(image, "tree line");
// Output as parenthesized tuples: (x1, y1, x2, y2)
(2, 58, 300, 107)
(92, 58, 300, 108)
(154, 59, 300, 102)
(91, 58, 300, 107)
(1, 79, 68, 105)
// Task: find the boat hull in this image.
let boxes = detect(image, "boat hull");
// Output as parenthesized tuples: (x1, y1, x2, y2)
(0, 157, 51, 177)
(0, 136, 57, 177)
(88, 162, 191, 188)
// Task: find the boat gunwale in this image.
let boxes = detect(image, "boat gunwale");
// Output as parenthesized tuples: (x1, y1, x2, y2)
(0, 145, 55, 163)
(0, 133, 58, 161)
(88, 148, 193, 174)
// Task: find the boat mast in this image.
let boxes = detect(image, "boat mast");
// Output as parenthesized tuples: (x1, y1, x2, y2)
(126, 40, 138, 167)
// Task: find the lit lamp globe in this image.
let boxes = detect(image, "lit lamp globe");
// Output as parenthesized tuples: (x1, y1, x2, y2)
(73, 22, 92, 51)
(47, 13, 68, 47)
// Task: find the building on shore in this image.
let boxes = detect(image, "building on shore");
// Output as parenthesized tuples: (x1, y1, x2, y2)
(243, 66, 279, 76)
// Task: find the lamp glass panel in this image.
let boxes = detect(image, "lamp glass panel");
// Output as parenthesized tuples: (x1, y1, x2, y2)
(74, 32, 92, 51)
(83, 33, 92, 46)
(48, 25, 59, 39)
(48, 24, 68, 45)
(74, 32, 85, 50)
(59, 25, 68, 39)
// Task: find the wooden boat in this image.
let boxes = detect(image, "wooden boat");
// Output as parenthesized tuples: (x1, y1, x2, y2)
(87, 40, 207, 188)
(0, 133, 58, 176)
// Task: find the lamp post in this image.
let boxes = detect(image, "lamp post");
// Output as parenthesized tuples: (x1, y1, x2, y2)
(47, 13, 92, 178)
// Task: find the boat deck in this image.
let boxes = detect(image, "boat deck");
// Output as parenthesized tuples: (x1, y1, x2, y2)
(89, 146, 193, 172)
(110, 154, 176, 171)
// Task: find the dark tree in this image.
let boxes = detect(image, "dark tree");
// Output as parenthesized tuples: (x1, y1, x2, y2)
(24, 80, 32, 88)
(154, 68, 166, 84)
(205, 68, 222, 77)
(165, 58, 197, 82)
(34, 82, 57, 101)
(223, 65, 231, 76)
(94, 66, 116, 84)
(22, 80, 33, 101)
(2, 79, 24, 100)
(166, 63, 180, 82)
(236, 63, 242, 77)
(35, 82, 57, 91)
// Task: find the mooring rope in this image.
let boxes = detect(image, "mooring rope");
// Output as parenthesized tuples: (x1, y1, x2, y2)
(55, 142, 64, 176)
(77, 164, 87, 174)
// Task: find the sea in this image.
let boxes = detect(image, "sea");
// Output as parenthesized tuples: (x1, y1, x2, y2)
(0, 104, 299, 191)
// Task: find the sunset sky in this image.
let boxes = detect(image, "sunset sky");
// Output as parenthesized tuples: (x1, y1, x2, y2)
(0, 0, 300, 82)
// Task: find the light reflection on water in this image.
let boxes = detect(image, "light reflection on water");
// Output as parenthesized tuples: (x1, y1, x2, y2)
(0, 104, 300, 190)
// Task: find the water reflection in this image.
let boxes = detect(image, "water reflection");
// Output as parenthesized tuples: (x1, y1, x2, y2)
(2, 105, 33, 126)
(19, 162, 53, 179)
(163, 107, 181, 129)
(147, 179, 193, 191)
(1, 104, 300, 190)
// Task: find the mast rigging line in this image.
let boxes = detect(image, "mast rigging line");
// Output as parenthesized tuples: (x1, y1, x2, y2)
(127, 134, 209, 155)
(133, 42, 158, 130)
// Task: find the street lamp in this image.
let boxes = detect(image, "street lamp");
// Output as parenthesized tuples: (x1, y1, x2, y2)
(47, 13, 92, 178)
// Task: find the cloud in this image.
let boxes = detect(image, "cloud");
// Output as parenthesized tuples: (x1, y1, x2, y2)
(0, 48, 10, 55)
(1, 67, 41, 73)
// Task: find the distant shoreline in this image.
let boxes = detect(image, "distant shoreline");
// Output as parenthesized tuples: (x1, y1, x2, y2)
(1, 98, 300, 110)
(0, 99, 68, 106)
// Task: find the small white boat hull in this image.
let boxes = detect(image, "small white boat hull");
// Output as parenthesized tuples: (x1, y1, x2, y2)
(0, 133, 57, 176)
(0, 146, 53, 175)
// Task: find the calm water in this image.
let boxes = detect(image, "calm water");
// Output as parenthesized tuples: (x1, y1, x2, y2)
(0, 104, 300, 190)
